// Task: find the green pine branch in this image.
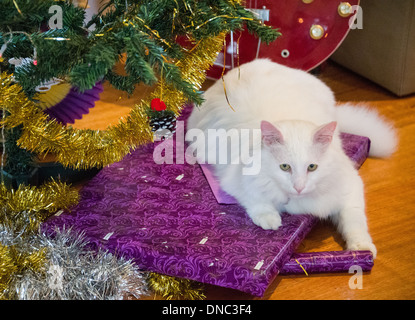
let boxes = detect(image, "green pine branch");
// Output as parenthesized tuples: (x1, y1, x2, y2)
(1, 0, 280, 101)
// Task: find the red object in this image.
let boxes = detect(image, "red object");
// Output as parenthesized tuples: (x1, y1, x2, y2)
(207, 0, 360, 78)
(150, 98, 167, 111)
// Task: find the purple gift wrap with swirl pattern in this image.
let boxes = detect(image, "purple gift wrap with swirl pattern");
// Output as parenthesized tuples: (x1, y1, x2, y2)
(43, 105, 371, 297)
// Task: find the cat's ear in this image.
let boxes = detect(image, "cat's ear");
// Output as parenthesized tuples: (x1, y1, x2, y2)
(313, 121, 337, 146)
(261, 120, 284, 146)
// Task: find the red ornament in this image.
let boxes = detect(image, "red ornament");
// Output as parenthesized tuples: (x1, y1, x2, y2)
(150, 98, 167, 111)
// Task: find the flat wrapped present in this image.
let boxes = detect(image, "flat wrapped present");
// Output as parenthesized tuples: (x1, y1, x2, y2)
(43, 105, 371, 296)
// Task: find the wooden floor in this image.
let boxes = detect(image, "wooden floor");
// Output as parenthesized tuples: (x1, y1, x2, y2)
(73, 60, 415, 300)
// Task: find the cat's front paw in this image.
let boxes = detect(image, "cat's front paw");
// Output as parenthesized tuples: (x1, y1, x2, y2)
(347, 241, 377, 259)
(252, 212, 282, 230)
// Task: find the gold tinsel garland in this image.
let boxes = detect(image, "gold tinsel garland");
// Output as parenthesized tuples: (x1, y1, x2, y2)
(148, 273, 206, 300)
(0, 179, 79, 235)
(1, 34, 225, 170)
(0, 179, 79, 299)
(0, 243, 47, 300)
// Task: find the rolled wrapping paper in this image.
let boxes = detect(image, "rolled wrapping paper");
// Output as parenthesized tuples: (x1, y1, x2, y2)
(280, 250, 374, 275)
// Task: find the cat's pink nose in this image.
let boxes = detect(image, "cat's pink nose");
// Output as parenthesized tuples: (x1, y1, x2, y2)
(295, 186, 304, 194)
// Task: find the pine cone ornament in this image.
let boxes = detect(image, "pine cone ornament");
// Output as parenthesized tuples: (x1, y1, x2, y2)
(150, 113, 177, 140)
(149, 98, 177, 140)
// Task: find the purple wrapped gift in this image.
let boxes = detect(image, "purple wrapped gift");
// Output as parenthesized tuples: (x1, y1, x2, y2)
(339, 132, 371, 170)
(43, 105, 371, 296)
(280, 251, 374, 275)
(200, 163, 238, 204)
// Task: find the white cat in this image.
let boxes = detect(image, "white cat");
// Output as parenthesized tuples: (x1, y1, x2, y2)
(186, 59, 398, 258)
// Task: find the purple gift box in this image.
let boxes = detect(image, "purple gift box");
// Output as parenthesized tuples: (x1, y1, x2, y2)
(43, 105, 372, 297)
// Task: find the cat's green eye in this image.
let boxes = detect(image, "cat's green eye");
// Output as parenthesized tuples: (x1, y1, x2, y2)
(308, 164, 318, 172)
(280, 164, 291, 171)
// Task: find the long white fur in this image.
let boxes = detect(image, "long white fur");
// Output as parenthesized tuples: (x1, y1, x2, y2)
(186, 59, 398, 258)
(335, 103, 398, 157)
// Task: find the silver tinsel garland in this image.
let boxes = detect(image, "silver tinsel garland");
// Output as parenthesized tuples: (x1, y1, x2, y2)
(0, 226, 149, 300)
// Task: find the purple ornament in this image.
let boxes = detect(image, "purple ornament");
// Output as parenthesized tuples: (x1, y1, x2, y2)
(44, 82, 103, 124)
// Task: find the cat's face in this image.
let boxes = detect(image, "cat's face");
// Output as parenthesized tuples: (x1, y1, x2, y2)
(261, 120, 337, 196)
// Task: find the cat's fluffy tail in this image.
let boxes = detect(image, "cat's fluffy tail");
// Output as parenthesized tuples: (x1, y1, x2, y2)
(336, 103, 398, 158)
